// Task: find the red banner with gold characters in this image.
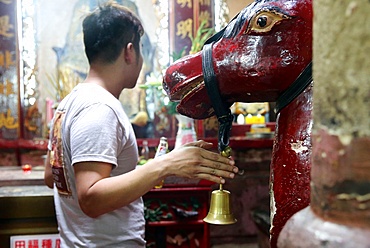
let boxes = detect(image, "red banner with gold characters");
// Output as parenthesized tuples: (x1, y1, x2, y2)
(0, 0, 19, 139)
(169, 0, 214, 58)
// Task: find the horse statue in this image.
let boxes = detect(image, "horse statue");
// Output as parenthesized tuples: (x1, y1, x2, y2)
(163, 0, 313, 247)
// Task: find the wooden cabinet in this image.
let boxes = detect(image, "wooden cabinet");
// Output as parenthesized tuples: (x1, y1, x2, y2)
(0, 186, 57, 248)
(143, 186, 211, 248)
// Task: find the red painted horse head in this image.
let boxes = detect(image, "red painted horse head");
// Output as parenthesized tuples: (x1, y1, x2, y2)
(163, 0, 313, 247)
(163, 0, 312, 119)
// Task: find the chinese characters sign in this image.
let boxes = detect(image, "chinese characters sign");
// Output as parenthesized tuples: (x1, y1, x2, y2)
(169, 0, 214, 57)
(11, 234, 60, 248)
(0, 0, 19, 139)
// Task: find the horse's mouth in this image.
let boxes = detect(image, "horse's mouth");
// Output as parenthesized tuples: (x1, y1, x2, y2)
(164, 76, 214, 119)
(163, 55, 215, 119)
(166, 75, 204, 101)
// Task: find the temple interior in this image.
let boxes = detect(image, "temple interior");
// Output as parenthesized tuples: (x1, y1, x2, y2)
(0, 0, 369, 248)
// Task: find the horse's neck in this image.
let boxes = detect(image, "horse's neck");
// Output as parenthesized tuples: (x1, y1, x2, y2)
(269, 83, 313, 245)
(273, 84, 313, 162)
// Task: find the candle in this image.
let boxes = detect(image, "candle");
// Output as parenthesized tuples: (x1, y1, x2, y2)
(22, 164, 32, 174)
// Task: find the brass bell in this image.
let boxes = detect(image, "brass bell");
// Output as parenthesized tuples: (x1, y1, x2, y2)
(203, 184, 237, 225)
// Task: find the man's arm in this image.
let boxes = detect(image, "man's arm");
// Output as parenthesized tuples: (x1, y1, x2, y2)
(73, 141, 238, 219)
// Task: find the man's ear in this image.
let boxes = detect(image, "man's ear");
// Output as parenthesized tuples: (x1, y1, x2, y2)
(123, 43, 135, 64)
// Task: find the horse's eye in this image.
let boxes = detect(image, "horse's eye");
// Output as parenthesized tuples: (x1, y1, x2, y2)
(248, 10, 291, 33)
(257, 16, 269, 28)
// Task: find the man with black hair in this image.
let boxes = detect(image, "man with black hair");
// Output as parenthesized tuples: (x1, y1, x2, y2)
(44, 2, 238, 247)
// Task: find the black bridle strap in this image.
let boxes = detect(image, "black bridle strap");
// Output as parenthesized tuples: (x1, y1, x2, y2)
(199, 12, 240, 154)
(202, 42, 233, 152)
(203, 10, 240, 46)
(275, 61, 313, 113)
